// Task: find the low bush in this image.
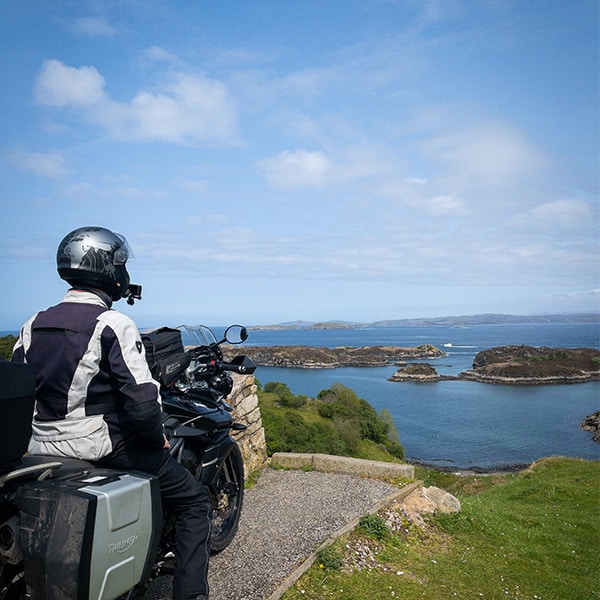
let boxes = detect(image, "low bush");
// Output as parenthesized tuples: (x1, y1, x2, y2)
(358, 514, 389, 541)
(315, 545, 344, 571)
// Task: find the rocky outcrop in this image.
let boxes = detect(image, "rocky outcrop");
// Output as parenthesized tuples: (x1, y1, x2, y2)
(459, 346, 600, 385)
(227, 373, 268, 477)
(582, 411, 600, 443)
(221, 344, 444, 368)
(388, 363, 457, 382)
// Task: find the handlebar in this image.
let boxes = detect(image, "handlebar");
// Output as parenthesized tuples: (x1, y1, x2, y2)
(186, 352, 256, 375)
(219, 355, 257, 375)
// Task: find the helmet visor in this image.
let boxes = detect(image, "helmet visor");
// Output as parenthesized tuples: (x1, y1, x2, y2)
(113, 233, 134, 265)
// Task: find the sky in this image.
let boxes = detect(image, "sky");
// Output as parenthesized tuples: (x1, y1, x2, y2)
(1, 0, 598, 329)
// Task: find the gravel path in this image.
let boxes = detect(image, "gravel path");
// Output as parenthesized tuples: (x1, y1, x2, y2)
(144, 468, 399, 600)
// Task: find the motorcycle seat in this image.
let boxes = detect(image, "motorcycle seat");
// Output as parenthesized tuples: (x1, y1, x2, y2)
(0, 455, 95, 488)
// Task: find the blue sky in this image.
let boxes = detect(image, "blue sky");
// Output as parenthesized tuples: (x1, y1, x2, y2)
(1, 0, 598, 329)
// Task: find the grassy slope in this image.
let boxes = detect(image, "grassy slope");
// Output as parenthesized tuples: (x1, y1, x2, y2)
(281, 457, 599, 600)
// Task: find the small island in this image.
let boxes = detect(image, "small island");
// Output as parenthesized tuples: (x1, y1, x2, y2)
(221, 344, 444, 368)
(459, 345, 600, 385)
(388, 363, 457, 382)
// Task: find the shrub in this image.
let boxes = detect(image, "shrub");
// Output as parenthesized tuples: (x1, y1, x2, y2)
(358, 513, 389, 541)
(263, 382, 308, 408)
(317, 384, 405, 459)
(261, 408, 347, 456)
(316, 545, 344, 570)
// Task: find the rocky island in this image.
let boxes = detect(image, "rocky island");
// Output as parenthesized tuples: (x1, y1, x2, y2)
(221, 344, 444, 368)
(459, 345, 600, 385)
(581, 411, 600, 443)
(388, 363, 457, 382)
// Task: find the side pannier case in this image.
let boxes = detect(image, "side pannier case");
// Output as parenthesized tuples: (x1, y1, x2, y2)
(16, 469, 162, 600)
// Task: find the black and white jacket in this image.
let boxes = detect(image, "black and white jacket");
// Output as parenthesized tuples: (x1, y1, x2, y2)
(12, 290, 163, 460)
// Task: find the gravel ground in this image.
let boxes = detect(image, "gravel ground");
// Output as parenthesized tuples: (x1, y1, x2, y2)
(144, 468, 399, 600)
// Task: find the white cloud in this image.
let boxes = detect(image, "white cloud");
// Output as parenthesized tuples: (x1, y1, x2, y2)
(258, 149, 333, 190)
(71, 17, 117, 37)
(530, 199, 593, 224)
(550, 288, 600, 312)
(258, 146, 391, 191)
(33, 61, 239, 146)
(34, 60, 106, 107)
(141, 46, 181, 65)
(426, 193, 464, 216)
(510, 198, 597, 236)
(566, 289, 600, 300)
(423, 125, 547, 190)
(176, 178, 209, 195)
(7, 148, 69, 179)
(129, 74, 238, 144)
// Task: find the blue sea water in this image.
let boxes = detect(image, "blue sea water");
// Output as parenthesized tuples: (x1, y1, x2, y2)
(242, 323, 600, 469)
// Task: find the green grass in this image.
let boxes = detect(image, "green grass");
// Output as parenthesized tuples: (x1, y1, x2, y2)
(281, 457, 599, 600)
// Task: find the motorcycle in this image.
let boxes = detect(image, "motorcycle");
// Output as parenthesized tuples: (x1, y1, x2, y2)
(0, 324, 256, 600)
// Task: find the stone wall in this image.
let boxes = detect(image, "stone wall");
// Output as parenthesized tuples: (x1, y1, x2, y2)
(227, 373, 268, 478)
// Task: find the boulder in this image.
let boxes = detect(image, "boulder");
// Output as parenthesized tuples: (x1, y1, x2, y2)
(422, 486, 461, 513)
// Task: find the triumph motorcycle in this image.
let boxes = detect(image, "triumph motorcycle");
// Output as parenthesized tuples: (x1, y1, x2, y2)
(0, 324, 256, 600)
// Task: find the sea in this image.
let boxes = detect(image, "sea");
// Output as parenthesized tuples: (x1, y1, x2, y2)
(4, 322, 599, 470)
(233, 322, 600, 470)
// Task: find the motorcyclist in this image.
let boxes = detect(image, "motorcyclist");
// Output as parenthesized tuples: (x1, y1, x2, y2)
(12, 226, 211, 600)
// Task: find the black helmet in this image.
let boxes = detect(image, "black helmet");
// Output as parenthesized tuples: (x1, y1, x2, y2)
(57, 226, 133, 301)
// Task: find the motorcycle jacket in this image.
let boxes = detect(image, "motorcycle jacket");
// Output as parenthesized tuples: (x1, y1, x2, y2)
(12, 289, 163, 460)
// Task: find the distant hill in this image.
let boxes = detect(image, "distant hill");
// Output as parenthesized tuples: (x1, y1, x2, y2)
(370, 313, 600, 327)
(251, 313, 599, 330)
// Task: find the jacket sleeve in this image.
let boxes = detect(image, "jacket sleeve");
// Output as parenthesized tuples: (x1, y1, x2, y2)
(100, 312, 164, 450)
(11, 315, 36, 363)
